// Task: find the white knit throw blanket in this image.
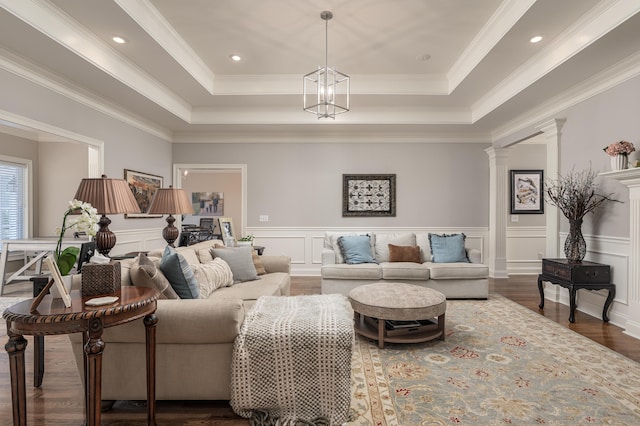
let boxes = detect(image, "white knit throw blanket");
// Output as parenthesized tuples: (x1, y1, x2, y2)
(231, 294, 355, 425)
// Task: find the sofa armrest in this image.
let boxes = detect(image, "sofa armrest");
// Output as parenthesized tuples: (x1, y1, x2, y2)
(260, 255, 291, 274)
(69, 298, 245, 345)
(466, 248, 482, 264)
(322, 248, 337, 265)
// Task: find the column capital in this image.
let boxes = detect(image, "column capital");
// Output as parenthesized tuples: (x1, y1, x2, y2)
(536, 118, 566, 135)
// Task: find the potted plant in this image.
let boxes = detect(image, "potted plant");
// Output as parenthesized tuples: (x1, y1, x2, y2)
(237, 235, 254, 247)
(603, 140, 635, 171)
(544, 166, 619, 262)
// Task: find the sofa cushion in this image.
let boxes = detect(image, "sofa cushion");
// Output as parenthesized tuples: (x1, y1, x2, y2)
(129, 254, 179, 299)
(375, 233, 416, 263)
(337, 235, 377, 264)
(210, 246, 259, 283)
(252, 249, 267, 275)
(380, 262, 430, 280)
(428, 233, 469, 263)
(191, 258, 234, 299)
(325, 232, 375, 264)
(388, 244, 421, 263)
(321, 263, 382, 280)
(212, 272, 291, 300)
(427, 262, 489, 279)
(160, 246, 200, 299)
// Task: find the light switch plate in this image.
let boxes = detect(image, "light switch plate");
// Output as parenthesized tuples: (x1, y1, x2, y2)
(259, 215, 269, 222)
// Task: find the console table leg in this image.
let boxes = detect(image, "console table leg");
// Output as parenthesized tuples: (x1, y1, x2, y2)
(84, 318, 104, 426)
(569, 288, 577, 323)
(602, 287, 616, 322)
(537, 276, 545, 309)
(144, 313, 158, 426)
(5, 331, 28, 426)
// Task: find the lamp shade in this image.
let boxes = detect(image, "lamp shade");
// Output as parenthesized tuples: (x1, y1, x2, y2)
(74, 174, 140, 214)
(147, 186, 194, 215)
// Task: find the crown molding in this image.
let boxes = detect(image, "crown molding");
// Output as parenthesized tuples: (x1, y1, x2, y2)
(114, 0, 214, 94)
(491, 50, 640, 141)
(472, 0, 640, 122)
(447, 0, 536, 92)
(0, 47, 173, 141)
(0, 0, 192, 121)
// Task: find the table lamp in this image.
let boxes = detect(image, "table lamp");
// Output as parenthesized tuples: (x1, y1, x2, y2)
(74, 174, 141, 256)
(147, 185, 194, 247)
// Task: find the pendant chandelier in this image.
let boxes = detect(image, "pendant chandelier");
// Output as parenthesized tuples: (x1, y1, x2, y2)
(303, 11, 350, 119)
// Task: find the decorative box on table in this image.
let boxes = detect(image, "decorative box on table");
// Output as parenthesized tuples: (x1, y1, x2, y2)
(81, 261, 121, 297)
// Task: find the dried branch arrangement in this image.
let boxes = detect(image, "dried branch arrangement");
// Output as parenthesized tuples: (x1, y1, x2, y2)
(544, 166, 620, 220)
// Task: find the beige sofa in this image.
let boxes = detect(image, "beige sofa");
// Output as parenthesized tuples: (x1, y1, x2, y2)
(321, 232, 488, 299)
(68, 240, 291, 401)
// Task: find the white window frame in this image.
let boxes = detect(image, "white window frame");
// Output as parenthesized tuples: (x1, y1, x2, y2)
(0, 154, 32, 259)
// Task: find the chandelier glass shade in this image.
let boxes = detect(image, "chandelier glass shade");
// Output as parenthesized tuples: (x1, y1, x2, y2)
(303, 11, 350, 119)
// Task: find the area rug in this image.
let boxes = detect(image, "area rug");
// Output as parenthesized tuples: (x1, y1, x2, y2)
(348, 294, 640, 425)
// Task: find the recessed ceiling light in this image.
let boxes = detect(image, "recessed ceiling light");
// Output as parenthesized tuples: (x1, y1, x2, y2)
(229, 54, 242, 62)
(530, 35, 543, 43)
(112, 36, 127, 44)
(416, 53, 432, 62)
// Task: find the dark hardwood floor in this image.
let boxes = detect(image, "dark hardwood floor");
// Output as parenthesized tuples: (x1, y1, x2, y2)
(1, 275, 638, 425)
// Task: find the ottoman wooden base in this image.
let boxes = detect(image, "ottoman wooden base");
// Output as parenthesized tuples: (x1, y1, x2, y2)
(349, 282, 446, 349)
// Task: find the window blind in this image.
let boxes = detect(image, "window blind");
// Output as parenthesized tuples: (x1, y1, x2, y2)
(0, 161, 25, 241)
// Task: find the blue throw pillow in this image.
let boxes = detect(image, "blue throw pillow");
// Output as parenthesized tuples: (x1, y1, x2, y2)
(337, 235, 377, 264)
(159, 246, 200, 299)
(428, 233, 469, 263)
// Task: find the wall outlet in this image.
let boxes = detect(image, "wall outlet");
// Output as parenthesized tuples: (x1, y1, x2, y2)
(510, 215, 519, 222)
(259, 215, 269, 222)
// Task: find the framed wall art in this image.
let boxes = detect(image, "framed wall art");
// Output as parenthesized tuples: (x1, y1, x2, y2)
(192, 192, 224, 216)
(342, 174, 396, 217)
(510, 170, 544, 214)
(124, 169, 163, 218)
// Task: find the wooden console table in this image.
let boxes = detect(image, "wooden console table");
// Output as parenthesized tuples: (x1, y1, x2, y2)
(538, 258, 615, 323)
(3, 287, 159, 426)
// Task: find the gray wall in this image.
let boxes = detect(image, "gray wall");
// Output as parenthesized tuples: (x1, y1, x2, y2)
(173, 142, 491, 228)
(0, 68, 173, 234)
(555, 74, 640, 237)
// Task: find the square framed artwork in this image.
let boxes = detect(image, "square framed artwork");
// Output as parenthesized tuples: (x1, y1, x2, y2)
(510, 170, 544, 214)
(342, 174, 396, 217)
(124, 169, 163, 218)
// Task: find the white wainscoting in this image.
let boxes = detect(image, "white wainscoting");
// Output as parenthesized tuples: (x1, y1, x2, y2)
(542, 232, 629, 328)
(244, 227, 489, 276)
(506, 226, 546, 275)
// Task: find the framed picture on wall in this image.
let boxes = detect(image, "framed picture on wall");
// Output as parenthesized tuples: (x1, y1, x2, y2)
(124, 169, 163, 218)
(510, 170, 544, 214)
(342, 174, 396, 217)
(192, 192, 224, 216)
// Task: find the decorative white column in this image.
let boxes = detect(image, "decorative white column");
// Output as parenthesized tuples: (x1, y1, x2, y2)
(485, 147, 509, 278)
(536, 119, 565, 259)
(602, 168, 640, 339)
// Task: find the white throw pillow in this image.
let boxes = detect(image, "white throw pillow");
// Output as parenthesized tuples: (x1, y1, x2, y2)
(191, 258, 234, 299)
(374, 233, 416, 263)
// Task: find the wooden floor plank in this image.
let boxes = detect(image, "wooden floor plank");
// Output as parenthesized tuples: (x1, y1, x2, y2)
(0, 275, 637, 424)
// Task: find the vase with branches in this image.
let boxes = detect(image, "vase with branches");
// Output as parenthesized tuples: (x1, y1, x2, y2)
(544, 166, 620, 262)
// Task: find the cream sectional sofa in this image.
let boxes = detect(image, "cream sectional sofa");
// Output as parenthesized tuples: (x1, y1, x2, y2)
(68, 239, 291, 401)
(321, 232, 488, 299)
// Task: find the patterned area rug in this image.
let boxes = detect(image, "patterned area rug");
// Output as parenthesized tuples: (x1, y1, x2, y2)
(348, 294, 640, 425)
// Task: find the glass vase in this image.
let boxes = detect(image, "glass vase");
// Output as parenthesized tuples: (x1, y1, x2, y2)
(564, 218, 586, 263)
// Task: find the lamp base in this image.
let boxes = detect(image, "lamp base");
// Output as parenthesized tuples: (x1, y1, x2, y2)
(162, 214, 179, 247)
(95, 214, 116, 256)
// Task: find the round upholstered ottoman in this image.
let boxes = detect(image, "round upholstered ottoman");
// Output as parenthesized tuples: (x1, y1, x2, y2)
(349, 282, 446, 348)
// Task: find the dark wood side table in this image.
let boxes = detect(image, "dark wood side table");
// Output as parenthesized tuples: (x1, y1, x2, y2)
(3, 287, 159, 426)
(538, 258, 615, 323)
